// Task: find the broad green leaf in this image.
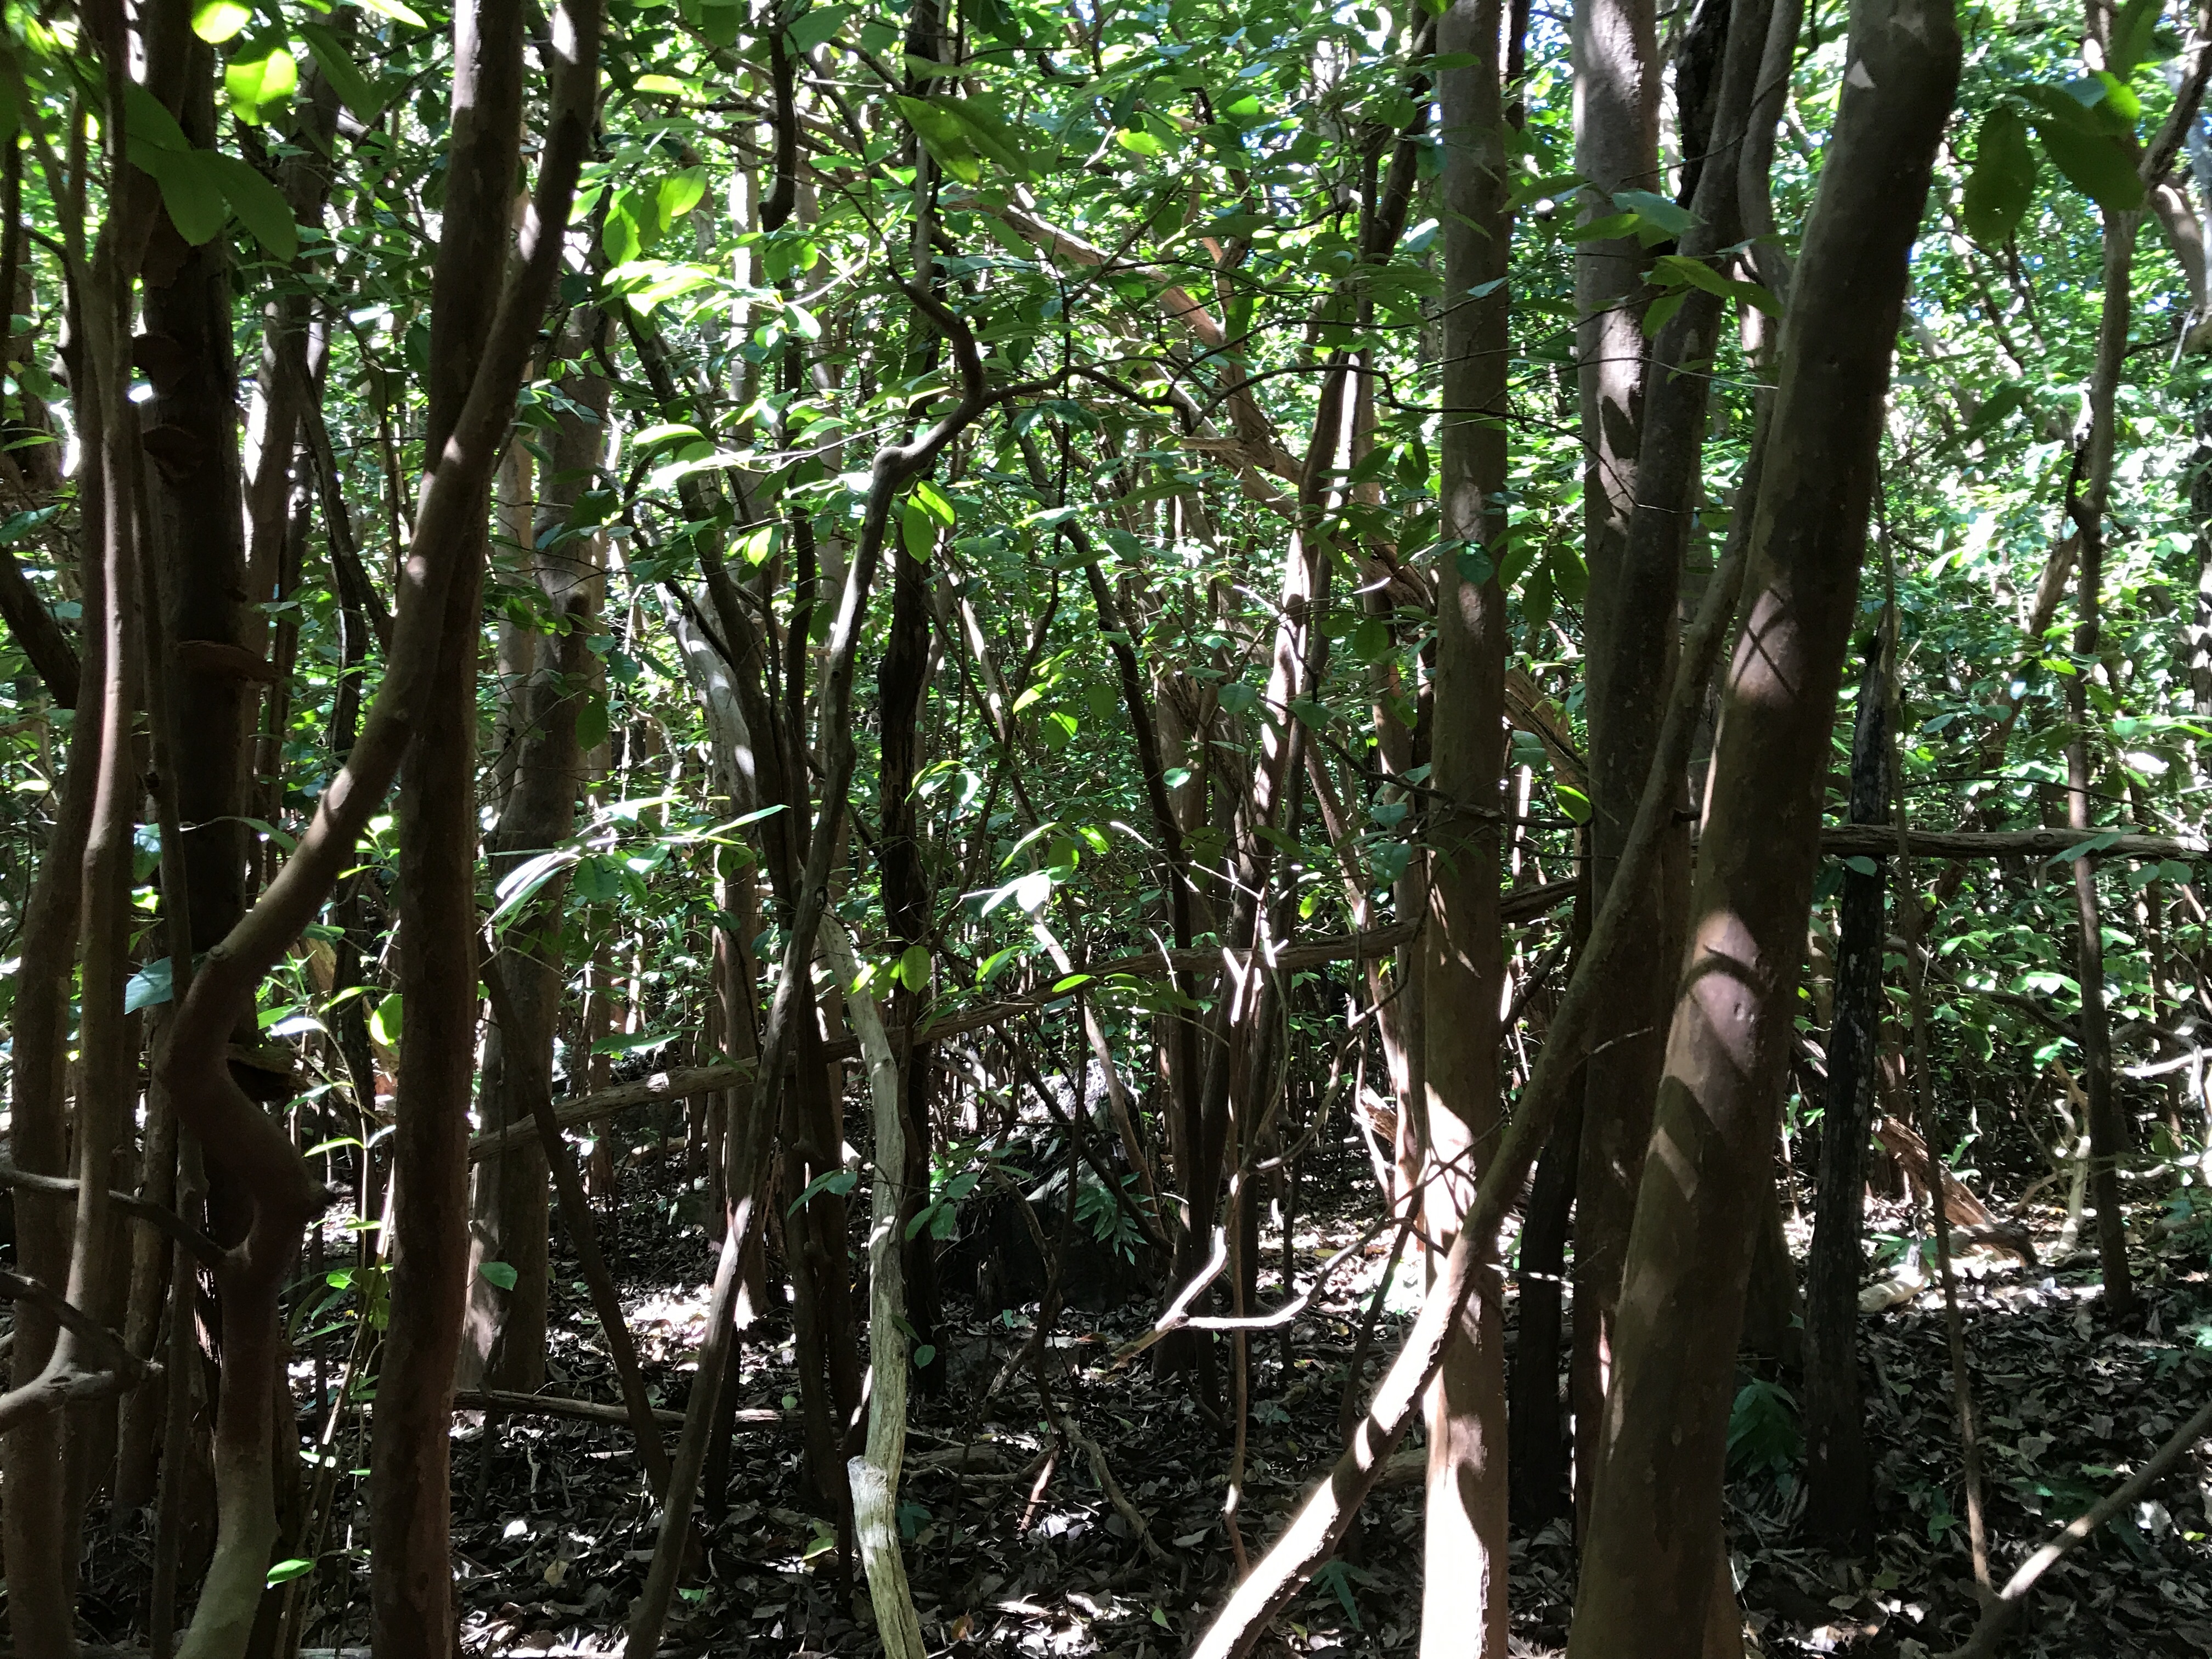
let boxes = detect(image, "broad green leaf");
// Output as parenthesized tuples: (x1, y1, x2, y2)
(2031, 119, 2145, 211)
(1962, 105, 2035, 245)
(789, 1167, 859, 1216)
(477, 1261, 519, 1291)
(191, 0, 252, 42)
(2109, 0, 2162, 75)
(126, 956, 177, 1013)
(207, 151, 297, 258)
(299, 24, 384, 121)
(1114, 127, 1164, 156)
(123, 82, 190, 152)
(657, 166, 708, 223)
(134, 145, 228, 245)
(894, 944, 932, 990)
(912, 478, 955, 525)
(935, 92, 1035, 177)
(368, 991, 402, 1048)
(575, 690, 611, 752)
(354, 0, 427, 26)
(901, 496, 936, 561)
(787, 3, 852, 52)
(602, 198, 643, 264)
(264, 1558, 314, 1588)
(225, 47, 298, 122)
(893, 95, 981, 183)
(1612, 187, 1696, 241)
(633, 72, 690, 94)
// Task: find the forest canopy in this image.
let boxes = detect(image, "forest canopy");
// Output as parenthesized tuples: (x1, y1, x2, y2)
(0, 0, 2208, 1654)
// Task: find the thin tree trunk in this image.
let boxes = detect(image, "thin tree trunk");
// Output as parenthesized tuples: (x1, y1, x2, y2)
(1574, 0, 1773, 1531)
(2066, 199, 2138, 1322)
(1566, 0, 1659, 1517)
(1564, 4, 1959, 1650)
(1803, 644, 1886, 1548)
(821, 917, 928, 1659)
(1422, 5, 1511, 1651)
(465, 321, 608, 1393)
(370, 0, 528, 1647)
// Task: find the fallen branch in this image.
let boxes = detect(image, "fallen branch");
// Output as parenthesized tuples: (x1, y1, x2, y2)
(1943, 1392, 2212, 1659)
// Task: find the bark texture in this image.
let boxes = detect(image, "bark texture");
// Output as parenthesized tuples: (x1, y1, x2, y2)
(1803, 644, 1886, 1546)
(1421, 4, 1511, 1651)
(1565, 3, 1959, 1650)
(370, 0, 527, 1646)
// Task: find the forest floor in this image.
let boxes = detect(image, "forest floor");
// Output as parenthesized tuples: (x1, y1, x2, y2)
(71, 1129, 2212, 1658)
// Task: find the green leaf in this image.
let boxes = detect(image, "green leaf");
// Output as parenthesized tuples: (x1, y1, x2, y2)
(912, 1342, 937, 1368)
(575, 690, 610, 752)
(2031, 119, 2144, 211)
(787, 3, 853, 52)
(2047, 829, 2124, 864)
(2110, 0, 2162, 75)
(1611, 187, 1695, 241)
(789, 1168, 858, 1217)
(225, 46, 298, 122)
(912, 478, 956, 526)
(657, 166, 708, 224)
(477, 1260, 519, 1291)
(264, 1558, 314, 1588)
(1114, 127, 1164, 156)
(368, 991, 401, 1049)
(126, 956, 177, 1014)
(299, 24, 384, 121)
(1843, 855, 1879, 876)
(133, 146, 228, 245)
(1962, 105, 2036, 246)
(1350, 616, 1391, 663)
(1641, 289, 1688, 337)
(191, 0, 253, 42)
(901, 496, 936, 561)
(123, 82, 191, 153)
(894, 943, 932, 990)
(893, 94, 981, 183)
(934, 92, 1035, 177)
(355, 0, 427, 26)
(207, 151, 297, 258)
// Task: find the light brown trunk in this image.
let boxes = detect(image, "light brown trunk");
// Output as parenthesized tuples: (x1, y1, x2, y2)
(1421, 5, 1511, 1652)
(1565, 3, 1957, 1649)
(369, 0, 527, 1647)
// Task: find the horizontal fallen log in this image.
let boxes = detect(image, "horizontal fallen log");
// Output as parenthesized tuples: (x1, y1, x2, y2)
(452, 1386, 786, 1431)
(1820, 825, 2209, 862)
(469, 1064, 753, 1161)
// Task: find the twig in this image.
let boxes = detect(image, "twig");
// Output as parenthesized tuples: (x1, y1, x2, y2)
(1942, 1393, 2212, 1658)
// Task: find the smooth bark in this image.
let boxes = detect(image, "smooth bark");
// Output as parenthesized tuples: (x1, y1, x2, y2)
(1420, 4, 1511, 1652)
(1565, 3, 1958, 1650)
(1803, 645, 1886, 1548)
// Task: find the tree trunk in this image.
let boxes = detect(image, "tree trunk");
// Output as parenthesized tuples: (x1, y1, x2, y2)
(876, 532, 941, 1393)
(1565, 3, 1957, 1651)
(2067, 199, 2138, 1322)
(1803, 643, 1886, 1547)
(1508, 1085, 1580, 1529)
(370, 0, 527, 1647)
(1573, 0, 1769, 1528)
(1421, 5, 1511, 1652)
(463, 320, 608, 1393)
